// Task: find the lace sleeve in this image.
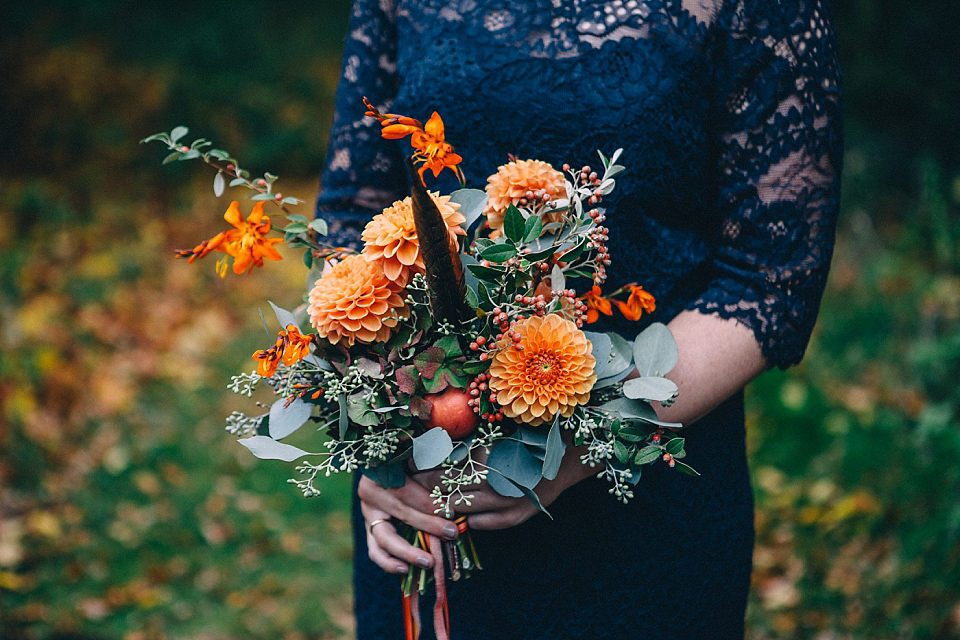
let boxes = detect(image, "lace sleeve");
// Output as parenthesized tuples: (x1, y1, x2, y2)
(315, 0, 406, 246)
(691, 0, 843, 369)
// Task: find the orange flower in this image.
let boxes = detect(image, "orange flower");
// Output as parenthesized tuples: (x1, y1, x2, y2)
(177, 201, 284, 277)
(307, 254, 408, 346)
(488, 315, 597, 426)
(252, 333, 285, 378)
(612, 285, 656, 321)
(282, 325, 314, 365)
(484, 159, 567, 234)
(376, 110, 463, 182)
(361, 193, 465, 286)
(251, 325, 315, 377)
(581, 286, 613, 324)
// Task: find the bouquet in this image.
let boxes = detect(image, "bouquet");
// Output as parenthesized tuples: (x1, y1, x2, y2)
(144, 100, 695, 640)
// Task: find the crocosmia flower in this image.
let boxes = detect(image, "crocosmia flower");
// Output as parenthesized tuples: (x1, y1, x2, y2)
(178, 201, 283, 276)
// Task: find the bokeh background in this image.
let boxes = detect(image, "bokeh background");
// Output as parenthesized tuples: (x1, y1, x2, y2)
(1, 1, 958, 638)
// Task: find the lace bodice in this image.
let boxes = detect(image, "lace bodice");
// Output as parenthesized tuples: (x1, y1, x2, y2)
(316, 0, 842, 365)
(322, 4, 842, 636)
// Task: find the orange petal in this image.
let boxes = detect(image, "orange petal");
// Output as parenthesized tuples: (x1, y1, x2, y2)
(381, 124, 420, 139)
(424, 112, 445, 139)
(223, 201, 243, 228)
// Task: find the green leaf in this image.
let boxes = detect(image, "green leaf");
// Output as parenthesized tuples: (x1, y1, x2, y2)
(558, 237, 588, 262)
(617, 426, 646, 442)
(583, 331, 611, 375)
(237, 435, 310, 462)
(435, 334, 463, 359)
(542, 417, 566, 481)
(283, 222, 308, 234)
(633, 322, 679, 377)
(634, 445, 662, 466)
(465, 286, 479, 310)
(673, 461, 700, 476)
(479, 243, 518, 263)
(170, 126, 189, 143)
(287, 214, 309, 223)
(140, 133, 168, 144)
(309, 218, 328, 235)
(162, 151, 181, 165)
(302, 248, 313, 269)
(282, 196, 302, 206)
(412, 428, 454, 470)
(665, 437, 685, 455)
(346, 394, 378, 427)
(251, 193, 273, 201)
(622, 376, 679, 402)
(209, 149, 230, 160)
(523, 215, 543, 243)
(613, 440, 630, 463)
(524, 245, 558, 263)
(467, 263, 507, 282)
(180, 150, 200, 160)
(596, 332, 633, 380)
(503, 205, 525, 242)
(229, 177, 247, 187)
(268, 397, 313, 439)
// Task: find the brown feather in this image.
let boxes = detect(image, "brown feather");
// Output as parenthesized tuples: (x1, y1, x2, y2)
(407, 158, 470, 326)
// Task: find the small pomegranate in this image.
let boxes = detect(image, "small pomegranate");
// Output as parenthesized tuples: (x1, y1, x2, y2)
(424, 387, 479, 439)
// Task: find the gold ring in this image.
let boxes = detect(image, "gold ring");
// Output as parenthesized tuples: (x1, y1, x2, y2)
(368, 518, 390, 533)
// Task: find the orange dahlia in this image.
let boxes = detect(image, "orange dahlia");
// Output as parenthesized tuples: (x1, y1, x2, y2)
(307, 254, 407, 346)
(361, 193, 465, 286)
(488, 314, 597, 426)
(484, 159, 567, 233)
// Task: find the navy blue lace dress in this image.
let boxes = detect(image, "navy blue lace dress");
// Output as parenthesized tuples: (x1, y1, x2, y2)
(315, 1, 842, 637)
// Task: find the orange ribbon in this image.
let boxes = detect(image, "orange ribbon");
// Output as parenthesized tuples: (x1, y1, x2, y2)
(402, 533, 452, 640)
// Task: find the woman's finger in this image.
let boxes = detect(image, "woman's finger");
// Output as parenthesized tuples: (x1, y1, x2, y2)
(358, 475, 460, 541)
(360, 503, 409, 574)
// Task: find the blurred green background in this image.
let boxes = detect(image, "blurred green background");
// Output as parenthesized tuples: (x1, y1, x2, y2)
(1, 1, 958, 638)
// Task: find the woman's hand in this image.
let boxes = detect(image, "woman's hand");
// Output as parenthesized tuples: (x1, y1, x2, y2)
(410, 442, 597, 530)
(357, 474, 460, 574)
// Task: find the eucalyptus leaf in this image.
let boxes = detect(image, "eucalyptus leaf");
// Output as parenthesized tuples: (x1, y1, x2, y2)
(269, 301, 300, 332)
(449, 188, 488, 234)
(486, 437, 543, 489)
(237, 435, 311, 462)
(583, 331, 611, 376)
(412, 427, 454, 470)
(596, 332, 633, 379)
(362, 462, 407, 488)
(600, 397, 683, 429)
(622, 376, 679, 402)
(633, 322, 678, 377)
(515, 428, 548, 450)
(268, 397, 312, 439)
(542, 418, 566, 481)
(595, 365, 634, 390)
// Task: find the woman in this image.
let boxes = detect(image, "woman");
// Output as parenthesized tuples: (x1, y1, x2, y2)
(317, 1, 842, 637)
